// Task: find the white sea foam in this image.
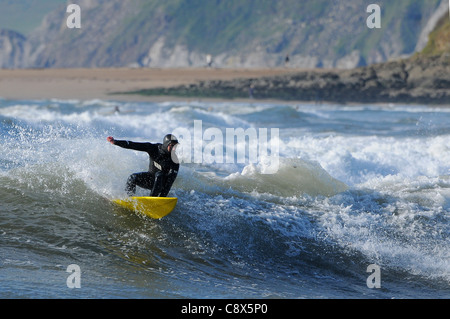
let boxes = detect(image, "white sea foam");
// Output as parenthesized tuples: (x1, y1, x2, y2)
(1, 99, 449, 289)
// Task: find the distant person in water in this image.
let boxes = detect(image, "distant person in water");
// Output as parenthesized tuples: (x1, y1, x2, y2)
(107, 134, 179, 197)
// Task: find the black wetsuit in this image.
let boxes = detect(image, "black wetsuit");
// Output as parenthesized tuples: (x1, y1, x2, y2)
(113, 140, 179, 197)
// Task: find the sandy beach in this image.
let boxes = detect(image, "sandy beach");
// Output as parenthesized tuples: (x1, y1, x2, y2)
(0, 67, 297, 102)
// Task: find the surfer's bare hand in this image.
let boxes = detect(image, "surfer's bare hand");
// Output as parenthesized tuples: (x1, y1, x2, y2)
(107, 136, 115, 144)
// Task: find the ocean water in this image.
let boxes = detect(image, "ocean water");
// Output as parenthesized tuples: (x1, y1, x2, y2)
(0, 98, 449, 299)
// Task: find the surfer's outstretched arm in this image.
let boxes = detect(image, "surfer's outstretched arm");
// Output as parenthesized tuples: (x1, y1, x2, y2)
(107, 136, 153, 152)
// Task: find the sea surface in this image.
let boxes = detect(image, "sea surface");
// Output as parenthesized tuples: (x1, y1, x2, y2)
(0, 98, 449, 299)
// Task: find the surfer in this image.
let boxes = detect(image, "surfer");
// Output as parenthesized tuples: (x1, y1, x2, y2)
(107, 134, 179, 197)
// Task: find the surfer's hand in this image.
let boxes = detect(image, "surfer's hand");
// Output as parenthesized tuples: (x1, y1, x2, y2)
(107, 136, 115, 144)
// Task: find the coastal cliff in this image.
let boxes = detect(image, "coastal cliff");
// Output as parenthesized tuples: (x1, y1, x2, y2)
(0, 0, 446, 69)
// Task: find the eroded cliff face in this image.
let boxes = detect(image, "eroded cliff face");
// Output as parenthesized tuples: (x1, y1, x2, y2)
(0, 0, 447, 69)
(0, 29, 29, 68)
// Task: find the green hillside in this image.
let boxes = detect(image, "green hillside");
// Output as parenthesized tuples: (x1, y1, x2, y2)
(102, 0, 333, 57)
(419, 15, 450, 56)
(111, 0, 442, 61)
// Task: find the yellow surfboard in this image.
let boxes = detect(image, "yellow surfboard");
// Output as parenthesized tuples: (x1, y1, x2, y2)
(113, 197, 177, 219)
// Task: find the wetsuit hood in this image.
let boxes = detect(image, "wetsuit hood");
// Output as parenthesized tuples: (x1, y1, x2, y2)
(162, 134, 179, 154)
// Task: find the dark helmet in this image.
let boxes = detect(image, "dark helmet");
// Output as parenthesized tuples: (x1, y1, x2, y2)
(162, 134, 179, 151)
